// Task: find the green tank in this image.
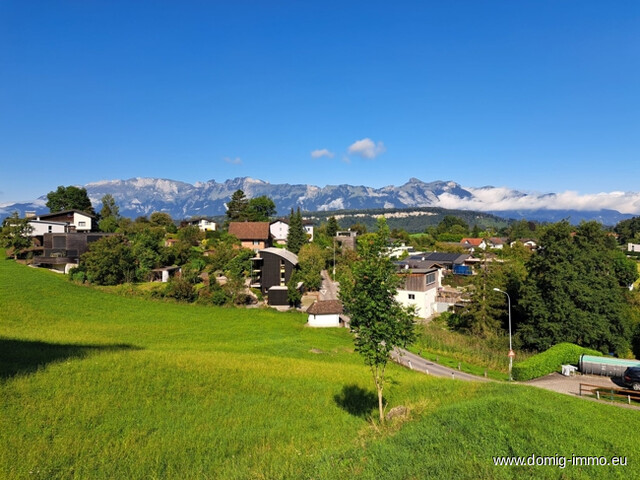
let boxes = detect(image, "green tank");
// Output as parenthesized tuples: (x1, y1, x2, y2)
(579, 355, 640, 377)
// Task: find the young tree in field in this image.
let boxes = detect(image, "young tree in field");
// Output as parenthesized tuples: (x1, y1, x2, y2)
(286, 208, 306, 254)
(340, 217, 416, 424)
(0, 212, 33, 259)
(46, 185, 95, 215)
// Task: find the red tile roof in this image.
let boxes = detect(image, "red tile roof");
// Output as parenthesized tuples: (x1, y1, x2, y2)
(460, 238, 484, 246)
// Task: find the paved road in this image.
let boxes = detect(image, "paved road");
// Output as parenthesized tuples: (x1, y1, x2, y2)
(391, 348, 491, 382)
(319, 270, 339, 301)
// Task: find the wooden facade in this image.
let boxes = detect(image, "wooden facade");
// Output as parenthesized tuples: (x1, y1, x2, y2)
(34, 233, 113, 265)
(251, 248, 298, 295)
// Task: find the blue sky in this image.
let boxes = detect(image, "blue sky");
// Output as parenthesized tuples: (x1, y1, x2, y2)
(1, 1, 639, 203)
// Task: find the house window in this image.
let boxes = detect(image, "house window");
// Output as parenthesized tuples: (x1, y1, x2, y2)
(426, 273, 436, 285)
(253, 240, 260, 246)
(408, 294, 415, 300)
(48, 226, 52, 233)
(78, 221, 86, 227)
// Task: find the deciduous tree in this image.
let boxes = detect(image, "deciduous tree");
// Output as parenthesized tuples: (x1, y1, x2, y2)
(246, 196, 277, 222)
(46, 185, 95, 215)
(340, 217, 416, 423)
(0, 212, 33, 259)
(98, 194, 120, 233)
(518, 221, 634, 355)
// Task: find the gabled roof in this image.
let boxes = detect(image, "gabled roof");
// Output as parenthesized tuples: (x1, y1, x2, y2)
(38, 210, 96, 220)
(307, 300, 343, 315)
(270, 218, 314, 226)
(460, 238, 484, 246)
(228, 222, 271, 240)
(487, 237, 506, 245)
(27, 219, 67, 225)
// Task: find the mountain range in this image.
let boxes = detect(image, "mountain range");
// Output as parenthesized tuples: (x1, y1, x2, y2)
(1, 177, 638, 225)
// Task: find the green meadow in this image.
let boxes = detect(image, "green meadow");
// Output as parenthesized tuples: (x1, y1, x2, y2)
(1, 255, 639, 479)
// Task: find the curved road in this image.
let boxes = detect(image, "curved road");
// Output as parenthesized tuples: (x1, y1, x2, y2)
(391, 348, 492, 382)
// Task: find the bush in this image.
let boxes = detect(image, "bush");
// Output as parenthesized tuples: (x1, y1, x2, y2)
(69, 268, 86, 284)
(165, 278, 196, 302)
(512, 342, 603, 381)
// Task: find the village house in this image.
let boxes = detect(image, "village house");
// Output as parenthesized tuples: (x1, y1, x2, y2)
(306, 300, 344, 327)
(401, 252, 472, 274)
(335, 229, 358, 250)
(269, 219, 314, 245)
(395, 261, 445, 319)
(34, 210, 96, 233)
(187, 217, 217, 232)
(628, 243, 640, 253)
(32, 232, 113, 273)
(460, 237, 486, 252)
(228, 222, 272, 251)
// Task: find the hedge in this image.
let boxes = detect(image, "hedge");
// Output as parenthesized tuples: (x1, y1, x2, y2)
(512, 342, 603, 381)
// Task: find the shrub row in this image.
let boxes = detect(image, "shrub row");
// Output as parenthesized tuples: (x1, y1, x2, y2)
(512, 342, 603, 381)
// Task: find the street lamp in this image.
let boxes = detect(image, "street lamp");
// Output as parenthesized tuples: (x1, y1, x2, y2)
(493, 287, 514, 381)
(332, 237, 336, 281)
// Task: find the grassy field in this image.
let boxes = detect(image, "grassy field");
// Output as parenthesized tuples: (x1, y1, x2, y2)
(1, 256, 639, 479)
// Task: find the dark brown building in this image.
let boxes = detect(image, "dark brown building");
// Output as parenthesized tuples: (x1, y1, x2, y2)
(250, 247, 299, 305)
(33, 232, 114, 271)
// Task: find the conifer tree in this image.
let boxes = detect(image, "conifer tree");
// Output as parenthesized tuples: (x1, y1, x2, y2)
(326, 216, 339, 238)
(286, 207, 306, 254)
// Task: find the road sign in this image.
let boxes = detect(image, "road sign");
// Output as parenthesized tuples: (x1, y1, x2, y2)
(320, 289, 327, 296)
(508, 350, 516, 358)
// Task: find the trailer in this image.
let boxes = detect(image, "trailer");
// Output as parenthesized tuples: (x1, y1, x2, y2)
(579, 355, 640, 377)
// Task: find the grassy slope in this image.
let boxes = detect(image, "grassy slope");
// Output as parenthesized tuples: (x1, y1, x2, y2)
(1, 258, 638, 479)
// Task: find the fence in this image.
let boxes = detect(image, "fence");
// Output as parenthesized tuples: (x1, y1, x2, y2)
(579, 383, 640, 405)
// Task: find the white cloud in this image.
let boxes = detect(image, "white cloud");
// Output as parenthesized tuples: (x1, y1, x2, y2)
(347, 138, 386, 159)
(223, 156, 243, 165)
(311, 149, 334, 159)
(435, 187, 640, 214)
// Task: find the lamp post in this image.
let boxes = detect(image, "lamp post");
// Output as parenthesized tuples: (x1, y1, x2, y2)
(493, 287, 514, 381)
(332, 237, 336, 281)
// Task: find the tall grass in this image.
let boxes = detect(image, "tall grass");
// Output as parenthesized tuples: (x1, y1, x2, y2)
(413, 318, 534, 380)
(2, 255, 640, 479)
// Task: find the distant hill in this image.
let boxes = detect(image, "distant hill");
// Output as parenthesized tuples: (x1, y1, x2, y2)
(1, 176, 636, 226)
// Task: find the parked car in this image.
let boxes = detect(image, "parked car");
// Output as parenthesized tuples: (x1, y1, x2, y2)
(622, 367, 640, 390)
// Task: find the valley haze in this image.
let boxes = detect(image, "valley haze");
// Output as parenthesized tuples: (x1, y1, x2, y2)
(1, 176, 638, 225)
